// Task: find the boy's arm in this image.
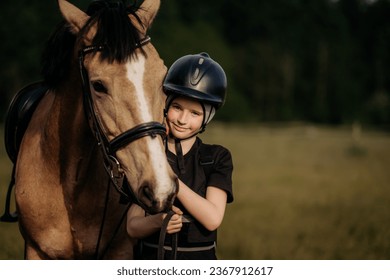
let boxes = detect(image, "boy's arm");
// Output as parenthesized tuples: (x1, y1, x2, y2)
(176, 180, 227, 231)
(126, 204, 183, 238)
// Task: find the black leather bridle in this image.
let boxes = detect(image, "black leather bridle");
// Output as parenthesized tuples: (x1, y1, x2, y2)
(78, 36, 167, 203)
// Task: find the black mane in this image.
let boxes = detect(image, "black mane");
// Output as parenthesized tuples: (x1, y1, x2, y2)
(41, 21, 76, 89)
(41, 0, 144, 89)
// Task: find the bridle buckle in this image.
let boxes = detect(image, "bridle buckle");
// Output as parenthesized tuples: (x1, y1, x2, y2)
(106, 155, 124, 181)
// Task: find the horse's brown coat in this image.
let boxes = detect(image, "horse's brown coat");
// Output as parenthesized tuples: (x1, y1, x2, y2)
(15, 0, 177, 259)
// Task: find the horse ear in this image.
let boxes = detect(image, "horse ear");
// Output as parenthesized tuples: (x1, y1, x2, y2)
(132, 0, 161, 35)
(58, 0, 89, 34)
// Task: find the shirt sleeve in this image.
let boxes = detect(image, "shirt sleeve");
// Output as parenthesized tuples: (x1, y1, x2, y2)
(207, 145, 234, 203)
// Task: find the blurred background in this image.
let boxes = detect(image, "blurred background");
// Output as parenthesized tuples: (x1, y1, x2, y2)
(0, 0, 389, 259)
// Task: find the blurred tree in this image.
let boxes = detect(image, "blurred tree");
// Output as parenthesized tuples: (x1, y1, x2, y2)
(361, 0, 390, 124)
(0, 0, 389, 127)
(0, 1, 57, 120)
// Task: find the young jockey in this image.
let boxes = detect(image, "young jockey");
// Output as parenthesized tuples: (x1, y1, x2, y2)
(126, 53, 233, 260)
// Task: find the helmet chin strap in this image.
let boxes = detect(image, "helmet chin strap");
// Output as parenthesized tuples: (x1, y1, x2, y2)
(167, 129, 202, 175)
(165, 123, 205, 175)
(174, 138, 186, 174)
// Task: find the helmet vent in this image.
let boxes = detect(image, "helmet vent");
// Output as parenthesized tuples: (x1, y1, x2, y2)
(194, 68, 200, 79)
(192, 58, 205, 85)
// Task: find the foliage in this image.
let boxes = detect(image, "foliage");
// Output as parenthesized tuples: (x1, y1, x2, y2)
(0, 0, 389, 126)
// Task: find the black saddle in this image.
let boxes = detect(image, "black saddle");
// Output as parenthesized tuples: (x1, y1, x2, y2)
(4, 81, 48, 163)
(1, 82, 47, 222)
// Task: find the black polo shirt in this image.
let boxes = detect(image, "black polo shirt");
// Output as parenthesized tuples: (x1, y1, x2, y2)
(167, 137, 233, 205)
(140, 137, 233, 259)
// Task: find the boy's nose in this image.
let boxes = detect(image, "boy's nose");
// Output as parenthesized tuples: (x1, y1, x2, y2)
(177, 111, 188, 124)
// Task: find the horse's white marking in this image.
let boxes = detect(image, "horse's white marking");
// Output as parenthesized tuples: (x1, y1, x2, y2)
(126, 57, 171, 198)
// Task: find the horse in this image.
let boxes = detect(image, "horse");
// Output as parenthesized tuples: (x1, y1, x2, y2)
(12, 0, 178, 259)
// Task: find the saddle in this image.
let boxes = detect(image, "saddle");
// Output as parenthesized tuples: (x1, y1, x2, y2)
(4, 81, 48, 163)
(1, 81, 48, 222)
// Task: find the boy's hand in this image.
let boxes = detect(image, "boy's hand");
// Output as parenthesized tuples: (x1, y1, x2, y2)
(162, 206, 183, 234)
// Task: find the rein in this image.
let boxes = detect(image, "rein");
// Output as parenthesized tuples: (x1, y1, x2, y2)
(78, 36, 170, 259)
(158, 211, 178, 260)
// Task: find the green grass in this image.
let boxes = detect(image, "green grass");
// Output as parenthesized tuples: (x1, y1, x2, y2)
(202, 122, 390, 260)
(1, 123, 390, 259)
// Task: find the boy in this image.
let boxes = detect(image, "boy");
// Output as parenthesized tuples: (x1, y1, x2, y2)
(127, 53, 233, 259)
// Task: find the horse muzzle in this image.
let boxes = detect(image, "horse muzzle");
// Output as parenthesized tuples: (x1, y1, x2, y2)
(137, 176, 178, 214)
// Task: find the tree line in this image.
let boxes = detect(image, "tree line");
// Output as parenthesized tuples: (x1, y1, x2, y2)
(0, 0, 389, 126)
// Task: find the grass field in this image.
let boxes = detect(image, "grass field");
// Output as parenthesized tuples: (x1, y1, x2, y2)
(1, 123, 390, 259)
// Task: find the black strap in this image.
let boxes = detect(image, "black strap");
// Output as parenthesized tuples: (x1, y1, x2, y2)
(158, 210, 178, 260)
(199, 143, 216, 181)
(0, 166, 18, 222)
(175, 139, 186, 175)
(109, 122, 166, 153)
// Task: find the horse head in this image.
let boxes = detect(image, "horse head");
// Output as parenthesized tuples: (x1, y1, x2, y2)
(58, 0, 178, 214)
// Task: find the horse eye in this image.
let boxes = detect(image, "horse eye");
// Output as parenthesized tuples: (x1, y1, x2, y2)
(91, 81, 108, 94)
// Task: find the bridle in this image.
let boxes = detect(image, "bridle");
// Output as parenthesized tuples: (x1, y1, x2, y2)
(79, 36, 178, 260)
(78, 36, 166, 205)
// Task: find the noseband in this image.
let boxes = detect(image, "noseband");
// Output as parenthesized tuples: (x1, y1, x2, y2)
(78, 36, 166, 202)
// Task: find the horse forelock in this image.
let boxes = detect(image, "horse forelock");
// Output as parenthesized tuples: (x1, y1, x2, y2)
(83, 1, 145, 63)
(41, 1, 146, 89)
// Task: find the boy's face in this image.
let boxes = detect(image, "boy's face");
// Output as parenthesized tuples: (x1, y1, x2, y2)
(166, 96, 204, 139)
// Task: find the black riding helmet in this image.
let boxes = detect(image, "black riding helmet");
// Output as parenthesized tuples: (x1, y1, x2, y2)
(163, 52, 227, 110)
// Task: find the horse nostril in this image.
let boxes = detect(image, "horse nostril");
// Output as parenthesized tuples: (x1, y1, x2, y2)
(140, 185, 153, 202)
(139, 185, 159, 210)
(138, 181, 178, 214)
